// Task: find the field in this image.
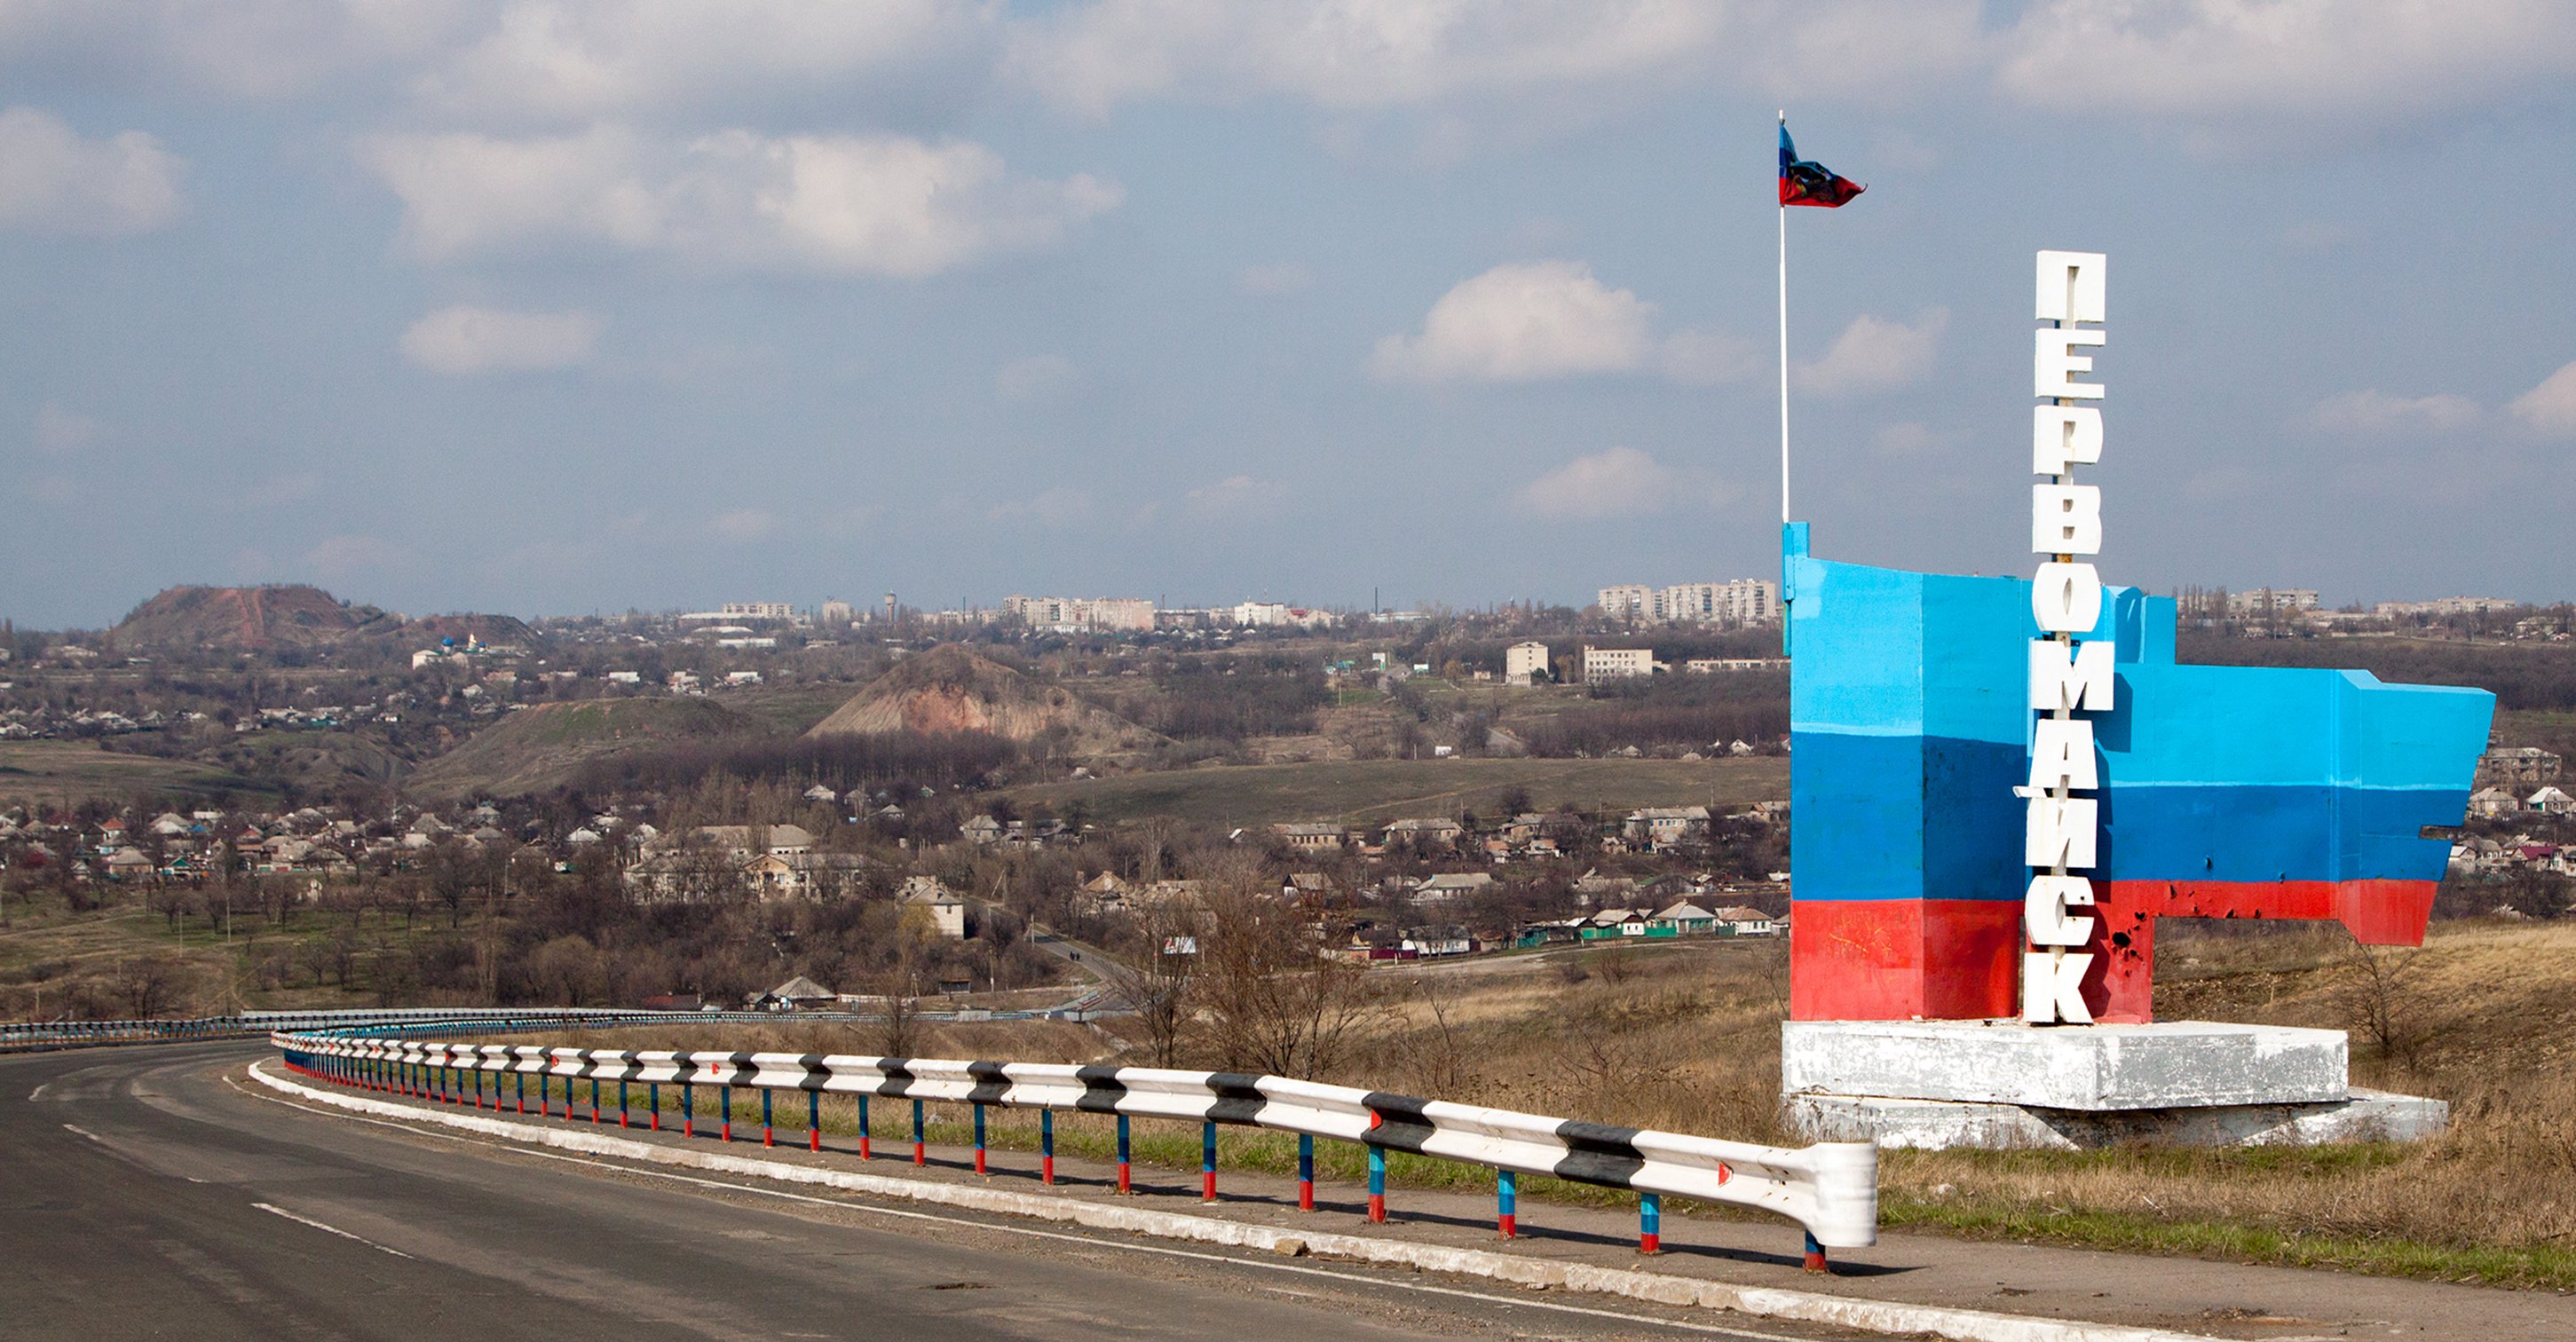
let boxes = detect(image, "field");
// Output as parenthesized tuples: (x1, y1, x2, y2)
(994, 755, 1788, 826)
(0, 741, 257, 807)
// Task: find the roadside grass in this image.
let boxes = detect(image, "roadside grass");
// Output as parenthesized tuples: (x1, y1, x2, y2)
(994, 755, 1786, 827)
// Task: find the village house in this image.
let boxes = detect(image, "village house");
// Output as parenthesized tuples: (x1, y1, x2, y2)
(1411, 872, 1497, 906)
(2469, 786, 2522, 819)
(898, 875, 968, 937)
(1381, 817, 1465, 851)
(1273, 822, 1348, 853)
(1624, 806, 1711, 850)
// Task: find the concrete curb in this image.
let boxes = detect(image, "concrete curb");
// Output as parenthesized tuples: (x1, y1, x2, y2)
(249, 1062, 2220, 1342)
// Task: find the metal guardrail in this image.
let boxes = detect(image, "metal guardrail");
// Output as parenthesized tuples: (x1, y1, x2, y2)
(272, 1027, 1877, 1262)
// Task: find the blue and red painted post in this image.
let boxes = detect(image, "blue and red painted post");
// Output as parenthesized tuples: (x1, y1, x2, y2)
(911, 1099, 926, 1164)
(1296, 1134, 1315, 1211)
(516, 1070, 526, 1115)
(1366, 1146, 1387, 1223)
(762, 1087, 774, 1147)
(720, 1084, 732, 1141)
(590, 1076, 601, 1124)
(1638, 1193, 1661, 1254)
(1039, 1110, 1055, 1184)
(1804, 1230, 1828, 1273)
(649, 1081, 661, 1131)
(1200, 1122, 1217, 1202)
(808, 1089, 821, 1152)
(973, 1103, 988, 1175)
(1497, 1171, 1517, 1239)
(1115, 1115, 1132, 1194)
(857, 1095, 872, 1160)
(683, 1080, 695, 1138)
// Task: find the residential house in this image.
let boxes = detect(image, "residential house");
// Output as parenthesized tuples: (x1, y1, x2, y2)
(1624, 806, 1711, 850)
(960, 815, 1007, 846)
(1707, 904, 1779, 935)
(1274, 822, 1348, 853)
(1411, 872, 1496, 906)
(899, 876, 968, 938)
(1382, 817, 1465, 851)
(1504, 641, 1552, 685)
(2469, 786, 2521, 819)
(2533, 785, 2576, 816)
(1648, 901, 1718, 934)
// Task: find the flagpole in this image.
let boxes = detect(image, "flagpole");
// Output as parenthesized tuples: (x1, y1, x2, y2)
(1777, 111, 1790, 526)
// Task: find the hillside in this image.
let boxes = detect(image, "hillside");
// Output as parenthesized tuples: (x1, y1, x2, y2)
(996, 754, 1788, 827)
(806, 645, 1162, 756)
(114, 585, 394, 650)
(400, 612, 538, 649)
(405, 697, 763, 801)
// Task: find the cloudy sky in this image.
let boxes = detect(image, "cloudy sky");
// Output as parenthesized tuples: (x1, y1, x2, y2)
(6, 2, 2576, 628)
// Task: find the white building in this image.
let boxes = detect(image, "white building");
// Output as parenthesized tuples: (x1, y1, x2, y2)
(2224, 588, 2321, 615)
(1597, 585, 1654, 620)
(1504, 641, 1552, 685)
(1581, 646, 1655, 682)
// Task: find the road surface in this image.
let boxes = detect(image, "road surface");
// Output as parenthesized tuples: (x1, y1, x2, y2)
(3, 1041, 1861, 1340)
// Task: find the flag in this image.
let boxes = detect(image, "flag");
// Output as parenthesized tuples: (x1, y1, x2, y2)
(1778, 120, 1864, 208)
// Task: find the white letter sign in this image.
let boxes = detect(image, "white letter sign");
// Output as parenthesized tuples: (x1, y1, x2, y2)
(2024, 249, 2108, 1025)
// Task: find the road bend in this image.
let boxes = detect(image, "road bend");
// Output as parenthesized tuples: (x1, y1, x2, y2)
(3, 1042, 1869, 1341)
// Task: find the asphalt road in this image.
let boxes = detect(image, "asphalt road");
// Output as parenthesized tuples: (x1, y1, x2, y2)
(2, 1042, 1863, 1341)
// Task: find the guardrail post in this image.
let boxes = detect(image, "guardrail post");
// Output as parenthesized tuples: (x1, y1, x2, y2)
(1639, 1193, 1661, 1254)
(620, 1078, 629, 1127)
(763, 1087, 774, 1148)
(1040, 1110, 1055, 1185)
(683, 1081, 694, 1138)
(517, 1070, 526, 1115)
(1116, 1116, 1131, 1194)
(973, 1103, 988, 1175)
(1498, 1170, 1518, 1239)
(1367, 1146, 1387, 1223)
(721, 1083, 732, 1142)
(912, 1100, 926, 1164)
(808, 1089, 820, 1152)
(1297, 1134, 1315, 1211)
(648, 1081, 660, 1130)
(1201, 1122, 1218, 1203)
(1804, 1229, 1828, 1274)
(590, 1076, 601, 1124)
(858, 1095, 872, 1160)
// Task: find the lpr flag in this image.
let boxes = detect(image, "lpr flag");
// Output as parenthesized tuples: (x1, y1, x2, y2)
(1778, 119, 1864, 208)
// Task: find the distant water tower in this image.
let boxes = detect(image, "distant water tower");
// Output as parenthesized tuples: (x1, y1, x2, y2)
(883, 591, 897, 623)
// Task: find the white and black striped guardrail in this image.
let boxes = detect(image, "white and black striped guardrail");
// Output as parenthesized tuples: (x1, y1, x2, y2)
(5, 1008, 685, 1053)
(273, 1030, 1877, 1266)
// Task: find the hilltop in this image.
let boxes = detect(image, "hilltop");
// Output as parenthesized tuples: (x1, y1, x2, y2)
(114, 585, 394, 650)
(405, 697, 763, 801)
(806, 644, 1162, 756)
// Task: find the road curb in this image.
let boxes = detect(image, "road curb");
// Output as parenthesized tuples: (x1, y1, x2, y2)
(249, 1062, 2218, 1342)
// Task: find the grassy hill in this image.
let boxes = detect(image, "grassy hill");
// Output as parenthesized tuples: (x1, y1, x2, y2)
(995, 755, 1787, 827)
(0, 741, 258, 806)
(113, 584, 395, 650)
(404, 697, 763, 801)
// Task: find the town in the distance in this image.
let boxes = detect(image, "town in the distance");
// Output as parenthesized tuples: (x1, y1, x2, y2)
(3, 563, 2569, 1021)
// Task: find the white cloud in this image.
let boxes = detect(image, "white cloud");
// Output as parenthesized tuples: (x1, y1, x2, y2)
(0, 3, 470, 101)
(1373, 260, 1655, 383)
(1996, 1, 2576, 135)
(414, 0, 996, 122)
(33, 402, 106, 454)
(399, 305, 602, 375)
(2309, 389, 2482, 435)
(1238, 262, 1312, 295)
(0, 107, 185, 236)
(989, 486, 1094, 527)
(995, 354, 1076, 401)
(2509, 361, 2576, 438)
(707, 508, 777, 542)
(1184, 474, 1288, 517)
(1795, 308, 1947, 397)
(1510, 446, 1732, 521)
(361, 125, 1121, 277)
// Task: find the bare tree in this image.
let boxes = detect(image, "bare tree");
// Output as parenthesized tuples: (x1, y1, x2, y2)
(2337, 935, 2429, 1068)
(1101, 898, 1200, 1068)
(1193, 851, 1382, 1080)
(873, 941, 928, 1057)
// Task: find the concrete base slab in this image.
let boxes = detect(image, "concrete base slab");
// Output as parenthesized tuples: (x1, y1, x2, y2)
(1782, 1086, 2448, 1150)
(1781, 1019, 2346, 1110)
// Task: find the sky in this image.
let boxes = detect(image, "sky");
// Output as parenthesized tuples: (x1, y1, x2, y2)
(5, 1, 2576, 629)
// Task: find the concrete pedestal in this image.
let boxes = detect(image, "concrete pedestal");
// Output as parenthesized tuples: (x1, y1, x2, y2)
(1779, 1019, 2446, 1149)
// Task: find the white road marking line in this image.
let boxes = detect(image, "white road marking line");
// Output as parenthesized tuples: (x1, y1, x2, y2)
(252, 1202, 414, 1258)
(231, 1076, 1821, 1341)
(62, 1123, 103, 1143)
(30, 1083, 51, 1101)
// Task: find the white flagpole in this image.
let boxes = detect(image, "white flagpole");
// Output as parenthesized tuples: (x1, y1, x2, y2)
(1777, 111, 1791, 525)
